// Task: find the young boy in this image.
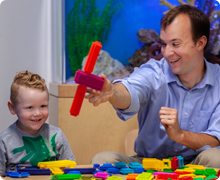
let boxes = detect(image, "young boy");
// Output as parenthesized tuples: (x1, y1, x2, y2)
(0, 71, 75, 176)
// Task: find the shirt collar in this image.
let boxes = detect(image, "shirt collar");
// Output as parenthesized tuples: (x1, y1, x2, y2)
(164, 57, 214, 88)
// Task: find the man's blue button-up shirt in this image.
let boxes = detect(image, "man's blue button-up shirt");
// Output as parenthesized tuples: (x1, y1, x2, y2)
(114, 58, 220, 160)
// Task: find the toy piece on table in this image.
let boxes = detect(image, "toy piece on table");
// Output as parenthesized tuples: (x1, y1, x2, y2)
(119, 168, 134, 175)
(38, 160, 76, 175)
(70, 41, 103, 117)
(63, 167, 96, 174)
(17, 167, 52, 175)
(106, 167, 120, 174)
(154, 172, 179, 180)
(142, 158, 164, 171)
(204, 169, 218, 176)
(114, 162, 127, 169)
(136, 172, 154, 180)
(125, 173, 138, 180)
(106, 176, 123, 180)
(5, 171, 30, 178)
(162, 159, 171, 170)
(128, 162, 143, 169)
(51, 173, 82, 180)
(177, 156, 184, 168)
(98, 163, 115, 171)
(94, 171, 110, 180)
(171, 156, 179, 170)
(93, 164, 100, 168)
(179, 174, 196, 179)
(133, 167, 145, 173)
(50, 167, 64, 175)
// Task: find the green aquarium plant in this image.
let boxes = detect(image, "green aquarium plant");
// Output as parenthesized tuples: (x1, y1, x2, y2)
(67, 0, 121, 77)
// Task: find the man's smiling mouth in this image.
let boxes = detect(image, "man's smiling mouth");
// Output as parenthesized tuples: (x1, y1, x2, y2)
(170, 58, 180, 63)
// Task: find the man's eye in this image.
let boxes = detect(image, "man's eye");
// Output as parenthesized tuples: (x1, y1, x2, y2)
(173, 43, 179, 46)
(161, 43, 166, 47)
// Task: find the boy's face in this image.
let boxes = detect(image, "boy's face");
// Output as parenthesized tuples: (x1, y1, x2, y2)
(8, 86, 49, 135)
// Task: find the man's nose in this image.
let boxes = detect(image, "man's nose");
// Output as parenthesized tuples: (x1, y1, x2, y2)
(162, 45, 174, 57)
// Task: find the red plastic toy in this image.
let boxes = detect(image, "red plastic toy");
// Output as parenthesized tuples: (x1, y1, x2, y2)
(70, 41, 103, 116)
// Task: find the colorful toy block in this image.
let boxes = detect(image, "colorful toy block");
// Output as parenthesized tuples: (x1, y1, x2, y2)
(74, 70, 104, 91)
(155, 172, 178, 180)
(179, 176, 193, 180)
(175, 168, 195, 173)
(205, 175, 218, 180)
(5, 171, 30, 178)
(94, 172, 110, 180)
(125, 173, 138, 180)
(51, 174, 82, 180)
(70, 41, 102, 116)
(128, 162, 143, 169)
(142, 158, 164, 171)
(185, 164, 205, 170)
(38, 160, 76, 169)
(114, 162, 127, 169)
(106, 176, 123, 180)
(177, 156, 184, 168)
(64, 168, 96, 174)
(204, 169, 218, 176)
(162, 159, 171, 169)
(171, 156, 179, 170)
(50, 167, 64, 175)
(106, 168, 120, 174)
(119, 168, 134, 175)
(136, 172, 154, 180)
(98, 163, 115, 171)
(179, 174, 196, 178)
(17, 167, 52, 175)
(134, 168, 146, 173)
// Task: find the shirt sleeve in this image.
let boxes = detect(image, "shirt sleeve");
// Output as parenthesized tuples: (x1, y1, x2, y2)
(113, 60, 165, 121)
(199, 103, 220, 143)
(56, 130, 76, 161)
(0, 139, 6, 176)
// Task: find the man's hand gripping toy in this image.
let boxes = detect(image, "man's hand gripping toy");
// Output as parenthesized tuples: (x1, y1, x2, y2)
(70, 41, 104, 116)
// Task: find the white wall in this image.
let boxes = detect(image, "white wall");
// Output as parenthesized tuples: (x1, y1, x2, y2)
(0, 0, 62, 132)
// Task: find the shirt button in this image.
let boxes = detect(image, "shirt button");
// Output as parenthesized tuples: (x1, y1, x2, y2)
(188, 92, 190, 95)
(185, 112, 187, 115)
(175, 149, 178, 152)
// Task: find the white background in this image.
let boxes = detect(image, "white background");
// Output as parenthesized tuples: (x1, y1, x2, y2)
(0, 0, 63, 132)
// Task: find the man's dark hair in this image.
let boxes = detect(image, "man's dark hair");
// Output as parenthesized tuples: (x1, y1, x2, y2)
(160, 5, 210, 49)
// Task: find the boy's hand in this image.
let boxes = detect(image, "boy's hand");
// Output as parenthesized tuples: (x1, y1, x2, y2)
(85, 74, 113, 106)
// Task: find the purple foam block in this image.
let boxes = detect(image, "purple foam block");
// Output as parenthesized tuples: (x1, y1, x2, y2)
(74, 70, 104, 91)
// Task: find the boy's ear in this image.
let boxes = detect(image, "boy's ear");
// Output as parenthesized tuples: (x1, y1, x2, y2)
(8, 101, 16, 115)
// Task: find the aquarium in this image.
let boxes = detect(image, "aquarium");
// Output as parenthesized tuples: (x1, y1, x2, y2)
(58, 0, 220, 84)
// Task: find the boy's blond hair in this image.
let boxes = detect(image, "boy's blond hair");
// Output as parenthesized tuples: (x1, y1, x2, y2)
(10, 70, 48, 106)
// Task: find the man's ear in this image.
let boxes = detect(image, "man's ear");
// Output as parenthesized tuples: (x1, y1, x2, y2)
(197, 35, 207, 51)
(8, 101, 16, 115)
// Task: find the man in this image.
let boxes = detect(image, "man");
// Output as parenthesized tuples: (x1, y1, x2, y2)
(85, 5, 220, 167)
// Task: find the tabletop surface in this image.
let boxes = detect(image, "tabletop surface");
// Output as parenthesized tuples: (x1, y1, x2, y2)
(1, 165, 127, 180)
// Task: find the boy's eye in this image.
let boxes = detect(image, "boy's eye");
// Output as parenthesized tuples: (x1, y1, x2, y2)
(41, 105, 47, 108)
(27, 107, 33, 109)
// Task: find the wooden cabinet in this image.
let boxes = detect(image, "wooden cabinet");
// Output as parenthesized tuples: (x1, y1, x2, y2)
(49, 83, 138, 165)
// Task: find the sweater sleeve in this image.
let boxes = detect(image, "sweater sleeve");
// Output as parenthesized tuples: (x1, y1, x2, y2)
(56, 130, 76, 161)
(0, 139, 6, 176)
